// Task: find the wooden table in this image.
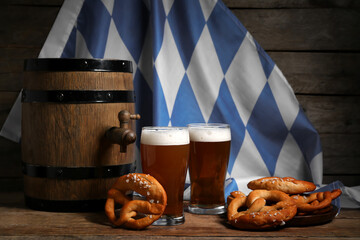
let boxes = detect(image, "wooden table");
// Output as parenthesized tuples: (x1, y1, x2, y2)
(1, 192, 359, 239)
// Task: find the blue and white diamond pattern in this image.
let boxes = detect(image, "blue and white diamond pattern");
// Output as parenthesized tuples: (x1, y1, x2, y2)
(104, 19, 135, 69)
(187, 25, 224, 123)
(225, 32, 267, 126)
(33, 0, 324, 186)
(155, 20, 185, 119)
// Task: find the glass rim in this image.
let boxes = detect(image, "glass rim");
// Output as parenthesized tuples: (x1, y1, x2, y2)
(142, 126, 189, 131)
(187, 123, 230, 128)
(141, 126, 189, 145)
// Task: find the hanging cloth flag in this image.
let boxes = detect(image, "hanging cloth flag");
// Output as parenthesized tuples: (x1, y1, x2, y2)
(1, 0, 323, 190)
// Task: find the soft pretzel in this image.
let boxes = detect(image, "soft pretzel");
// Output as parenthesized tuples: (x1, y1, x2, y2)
(296, 205, 334, 216)
(105, 173, 167, 229)
(227, 190, 246, 205)
(291, 189, 342, 213)
(227, 190, 297, 230)
(247, 177, 316, 194)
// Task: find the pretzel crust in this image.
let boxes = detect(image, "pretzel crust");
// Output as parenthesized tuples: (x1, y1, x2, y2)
(247, 177, 316, 194)
(227, 190, 297, 230)
(291, 189, 342, 213)
(105, 173, 167, 229)
(227, 190, 246, 205)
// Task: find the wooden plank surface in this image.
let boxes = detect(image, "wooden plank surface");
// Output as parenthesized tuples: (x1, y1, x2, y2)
(0, 5, 59, 48)
(0, 192, 359, 239)
(233, 8, 360, 51)
(0, 92, 18, 127)
(0, 48, 41, 91)
(322, 134, 360, 175)
(2, 0, 63, 6)
(223, 0, 360, 8)
(1, 5, 359, 51)
(4, 0, 360, 9)
(269, 52, 360, 95)
(297, 95, 360, 134)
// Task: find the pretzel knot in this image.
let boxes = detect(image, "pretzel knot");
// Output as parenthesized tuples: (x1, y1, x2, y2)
(105, 173, 167, 229)
(227, 190, 246, 205)
(227, 190, 297, 230)
(247, 177, 316, 194)
(291, 189, 342, 213)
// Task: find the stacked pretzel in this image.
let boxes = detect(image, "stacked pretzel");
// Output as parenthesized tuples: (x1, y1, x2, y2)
(105, 173, 167, 230)
(227, 177, 342, 230)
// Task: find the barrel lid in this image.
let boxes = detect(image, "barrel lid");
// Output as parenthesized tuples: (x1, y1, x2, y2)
(24, 58, 132, 73)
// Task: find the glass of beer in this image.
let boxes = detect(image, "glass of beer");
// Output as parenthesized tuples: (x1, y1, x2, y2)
(187, 123, 231, 214)
(140, 126, 190, 225)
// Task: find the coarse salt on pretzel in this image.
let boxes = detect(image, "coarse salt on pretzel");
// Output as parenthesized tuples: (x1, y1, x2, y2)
(227, 190, 297, 230)
(291, 189, 342, 214)
(227, 190, 246, 205)
(247, 177, 316, 194)
(105, 173, 167, 229)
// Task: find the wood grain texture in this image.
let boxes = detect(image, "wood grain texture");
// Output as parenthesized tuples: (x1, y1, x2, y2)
(21, 70, 137, 202)
(5, 0, 360, 8)
(22, 71, 135, 166)
(323, 175, 360, 187)
(1, 0, 63, 6)
(321, 134, 360, 177)
(0, 48, 41, 91)
(0, 93, 21, 179)
(233, 8, 360, 51)
(297, 95, 360, 134)
(0, 192, 359, 239)
(0, 92, 18, 126)
(0, 5, 59, 47)
(23, 176, 118, 200)
(1, 5, 359, 51)
(223, 0, 360, 8)
(269, 52, 360, 95)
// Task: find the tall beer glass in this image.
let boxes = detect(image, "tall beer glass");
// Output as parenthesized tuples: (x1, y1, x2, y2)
(140, 127, 189, 225)
(188, 123, 231, 214)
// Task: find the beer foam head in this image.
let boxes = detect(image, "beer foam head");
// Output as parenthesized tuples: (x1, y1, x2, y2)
(141, 127, 190, 145)
(188, 124, 231, 142)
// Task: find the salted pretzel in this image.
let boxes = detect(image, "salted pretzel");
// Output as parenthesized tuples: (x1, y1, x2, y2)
(296, 205, 334, 216)
(291, 189, 342, 213)
(105, 173, 167, 229)
(247, 177, 316, 194)
(227, 190, 297, 230)
(227, 190, 246, 205)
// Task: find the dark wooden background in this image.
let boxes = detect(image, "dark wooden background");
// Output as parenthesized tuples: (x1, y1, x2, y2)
(0, 0, 359, 192)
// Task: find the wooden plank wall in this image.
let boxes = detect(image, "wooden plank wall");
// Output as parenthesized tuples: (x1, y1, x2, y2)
(0, 0, 359, 191)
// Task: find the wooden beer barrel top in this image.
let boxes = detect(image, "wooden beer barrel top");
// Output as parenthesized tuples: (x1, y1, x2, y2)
(24, 58, 132, 72)
(22, 59, 134, 91)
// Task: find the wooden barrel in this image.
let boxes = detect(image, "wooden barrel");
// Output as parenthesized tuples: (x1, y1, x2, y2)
(21, 58, 138, 212)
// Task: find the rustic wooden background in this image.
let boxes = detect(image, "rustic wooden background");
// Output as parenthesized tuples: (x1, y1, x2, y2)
(0, 0, 359, 192)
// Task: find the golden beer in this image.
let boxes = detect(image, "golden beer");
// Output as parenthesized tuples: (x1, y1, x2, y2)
(140, 127, 189, 225)
(188, 123, 231, 214)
